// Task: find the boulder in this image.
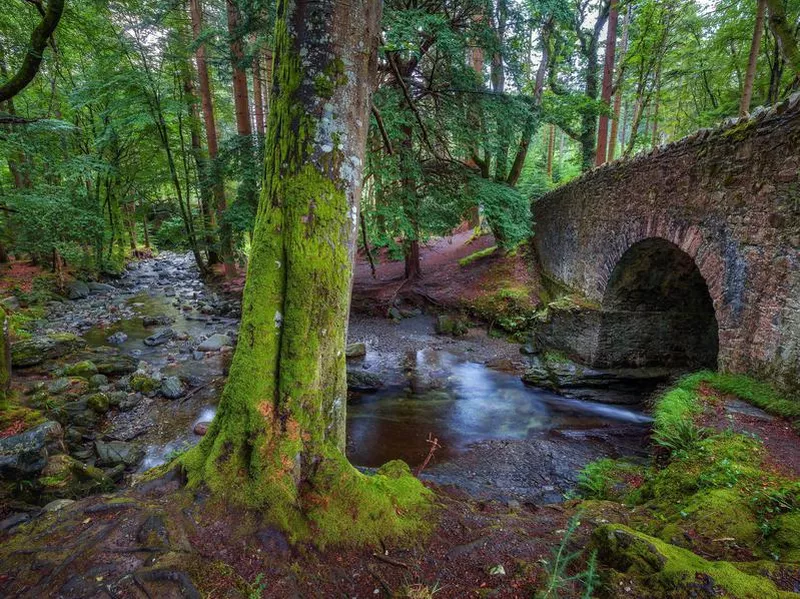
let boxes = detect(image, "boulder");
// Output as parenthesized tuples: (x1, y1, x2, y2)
(160, 376, 184, 399)
(12, 333, 86, 368)
(47, 377, 72, 395)
(94, 354, 137, 375)
(345, 342, 367, 358)
(197, 333, 231, 352)
(347, 368, 384, 392)
(435, 314, 469, 337)
(38, 454, 113, 498)
(193, 421, 211, 436)
(144, 328, 175, 347)
(63, 399, 97, 428)
(86, 392, 110, 413)
(87, 282, 115, 294)
(0, 421, 65, 477)
(43, 498, 76, 512)
(89, 374, 109, 388)
(66, 280, 90, 300)
(95, 440, 144, 468)
(64, 360, 98, 378)
(119, 393, 143, 412)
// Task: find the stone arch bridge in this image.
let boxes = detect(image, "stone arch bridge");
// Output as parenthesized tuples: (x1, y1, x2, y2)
(532, 96, 800, 393)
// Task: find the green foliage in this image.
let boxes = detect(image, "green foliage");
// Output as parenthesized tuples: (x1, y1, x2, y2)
(537, 514, 599, 599)
(469, 286, 538, 336)
(577, 458, 639, 501)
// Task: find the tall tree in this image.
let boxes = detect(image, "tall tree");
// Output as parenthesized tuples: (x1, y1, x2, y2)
(607, 3, 630, 161)
(595, 0, 618, 165)
(764, 0, 800, 78)
(181, 0, 429, 542)
(740, 0, 766, 116)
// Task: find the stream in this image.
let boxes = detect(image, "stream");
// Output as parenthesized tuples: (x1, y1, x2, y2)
(30, 253, 653, 503)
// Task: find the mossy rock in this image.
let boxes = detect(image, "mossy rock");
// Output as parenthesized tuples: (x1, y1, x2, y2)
(86, 392, 110, 413)
(592, 524, 794, 598)
(435, 314, 469, 337)
(130, 374, 160, 394)
(768, 512, 800, 563)
(11, 333, 85, 368)
(660, 489, 761, 550)
(37, 454, 113, 500)
(64, 360, 98, 379)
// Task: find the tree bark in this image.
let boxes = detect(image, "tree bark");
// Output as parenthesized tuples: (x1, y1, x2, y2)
(595, 0, 618, 166)
(741, 0, 767, 116)
(181, 0, 428, 542)
(188, 0, 231, 271)
(608, 4, 631, 161)
(253, 53, 266, 135)
(765, 0, 800, 78)
(0, 0, 65, 103)
(227, 0, 252, 138)
(546, 123, 555, 179)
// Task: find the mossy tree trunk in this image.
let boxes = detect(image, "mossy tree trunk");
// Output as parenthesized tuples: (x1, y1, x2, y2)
(182, 0, 430, 546)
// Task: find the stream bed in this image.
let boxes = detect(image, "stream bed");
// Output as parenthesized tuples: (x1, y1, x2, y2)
(27, 253, 653, 504)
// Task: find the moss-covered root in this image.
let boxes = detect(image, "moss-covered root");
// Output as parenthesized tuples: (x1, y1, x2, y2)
(592, 524, 796, 598)
(182, 445, 433, 549)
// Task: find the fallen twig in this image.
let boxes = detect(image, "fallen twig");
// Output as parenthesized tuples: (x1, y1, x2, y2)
(415, 433, 442, 477)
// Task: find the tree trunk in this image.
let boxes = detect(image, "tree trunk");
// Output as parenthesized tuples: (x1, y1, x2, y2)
(181, 0, 428, 543)
(253, 53, 266, 135)
(741, 0, 767, 116)
(608, 4, 630, 161)
(546, 123, 555, 179)
(765, 0, 800, 78)
(227, 1, 252, 138)
(595, 0, 618, 165)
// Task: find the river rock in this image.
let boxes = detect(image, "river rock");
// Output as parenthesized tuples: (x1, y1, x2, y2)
(43, 498, 76, 512)
(47, 377, 72, 395)
(160, 376, 183, 399)
(193, 421, 210, 436)
(38, 454, 112, 498)
(87, 282, 115, 294)
(119, 393, 143, 412)
(143, 315, 174, 327)
(436, 314, 469, 337)
(89, 374, 108, 388)
(63, 399, 97, 428)
(347, 368, 384, 392)
(144, 328, 175, 347)
(95, 354, 137, 375)
(11, 333, 86, 367)
(345, 342, 367, 358)
(106, 331, 128, 345)
(86, 392, 110, 413)
(66, 280, 90, 300)
(95, 440, 144, 468)
(197, 333, 231, 352)
(0, 421, 65, 477)
(64, 360, 98, 378)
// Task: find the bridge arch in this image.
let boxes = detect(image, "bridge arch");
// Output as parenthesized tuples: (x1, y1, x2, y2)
(594, 237, 720, 369)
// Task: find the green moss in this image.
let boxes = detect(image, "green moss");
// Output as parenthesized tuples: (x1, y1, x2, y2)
(680, 371, 800, 420)
(767, 512, 800, 562)
(469, 286, 537, 336)
(576, 458, 641, 501)
(130, 374, 160, 394)
(86, 392, 110, 413)
(593, 524, 794, 598)
(0, 395, 45, 431)
(458, 246, 497, 267)
(64, 360, 98, 378)
(669, 489, 760, 546)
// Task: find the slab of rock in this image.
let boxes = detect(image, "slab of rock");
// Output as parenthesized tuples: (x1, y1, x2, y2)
(12, 333, 86, 367)
(197, 333, 232, 352)
(64, 360, 98, 378)
(160, 376, 184, 399)
(95, 440, 144, 468)
(66, 280, 90, 300)
(144, 328, 175, 347)
(0, 421, 65, 477)
(87, 282, 115, 294)
(43, 499, 76, 512)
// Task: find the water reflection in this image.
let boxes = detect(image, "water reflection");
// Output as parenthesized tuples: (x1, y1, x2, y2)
(346, 349, 651, 468)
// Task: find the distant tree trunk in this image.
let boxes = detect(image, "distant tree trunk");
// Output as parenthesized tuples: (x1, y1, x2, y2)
(546, 123, 555, 179)
(142, 208, 151, 249)
(253, 54, 266, 135)
(491, 0, 509, 181)
(741, 0, 767, 116)
(189, 0, 233, 274)
(765, 0, 800, 78)
(180, 0, 426, 541)
(596, 0, 618, 166)
(608, 4, 631, 161)
(227, 1, 252, 139)
(263, 48, 273, 116)
(577, 4, 610, 171)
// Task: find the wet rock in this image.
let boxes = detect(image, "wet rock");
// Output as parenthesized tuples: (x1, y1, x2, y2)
(86, 392, 110, 413)
(106, 391, 126, 407)
(43, 498, 76, 512)
(130, 374, 160, 394)
(197, 333, 231, 352)
(105, 463, 126, 482)
(142, 315, 174, 327)
(106, 331, 128, 345)
(0, 512, 30, 531)
(144, 328, 175, 347)
(95, 440, 144, 468)
(95, 354, 137, 375)
(388, 306, 403, 321)
(12, 333, 86, 367)
(87, 282, 115, 294)
(347, 368, 384, 392)
(119, 393, 143, 412)
(138, 513, 170, 547)
(47, 377, 72, 395)
(38, 454, 113, 498)
(89, 374, 109, 388)
(64, 360, 98, 378)
(160, 376, 184, 399)
(0, 421, 65, 477)
(345, 342, 367, 358)
(66, 280, 90, 300)
(192, 351, 204, 361)
(1, 296, 20, 311)
(193, 421, 211, 436)
(436, 314, 468, 337)
(63, 399, 97, 428)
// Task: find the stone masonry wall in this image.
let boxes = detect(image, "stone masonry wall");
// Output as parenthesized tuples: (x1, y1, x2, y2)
(533, 95, 800, 391)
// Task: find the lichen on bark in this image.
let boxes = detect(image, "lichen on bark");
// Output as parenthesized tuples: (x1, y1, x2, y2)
(180, 0, 431, 547)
